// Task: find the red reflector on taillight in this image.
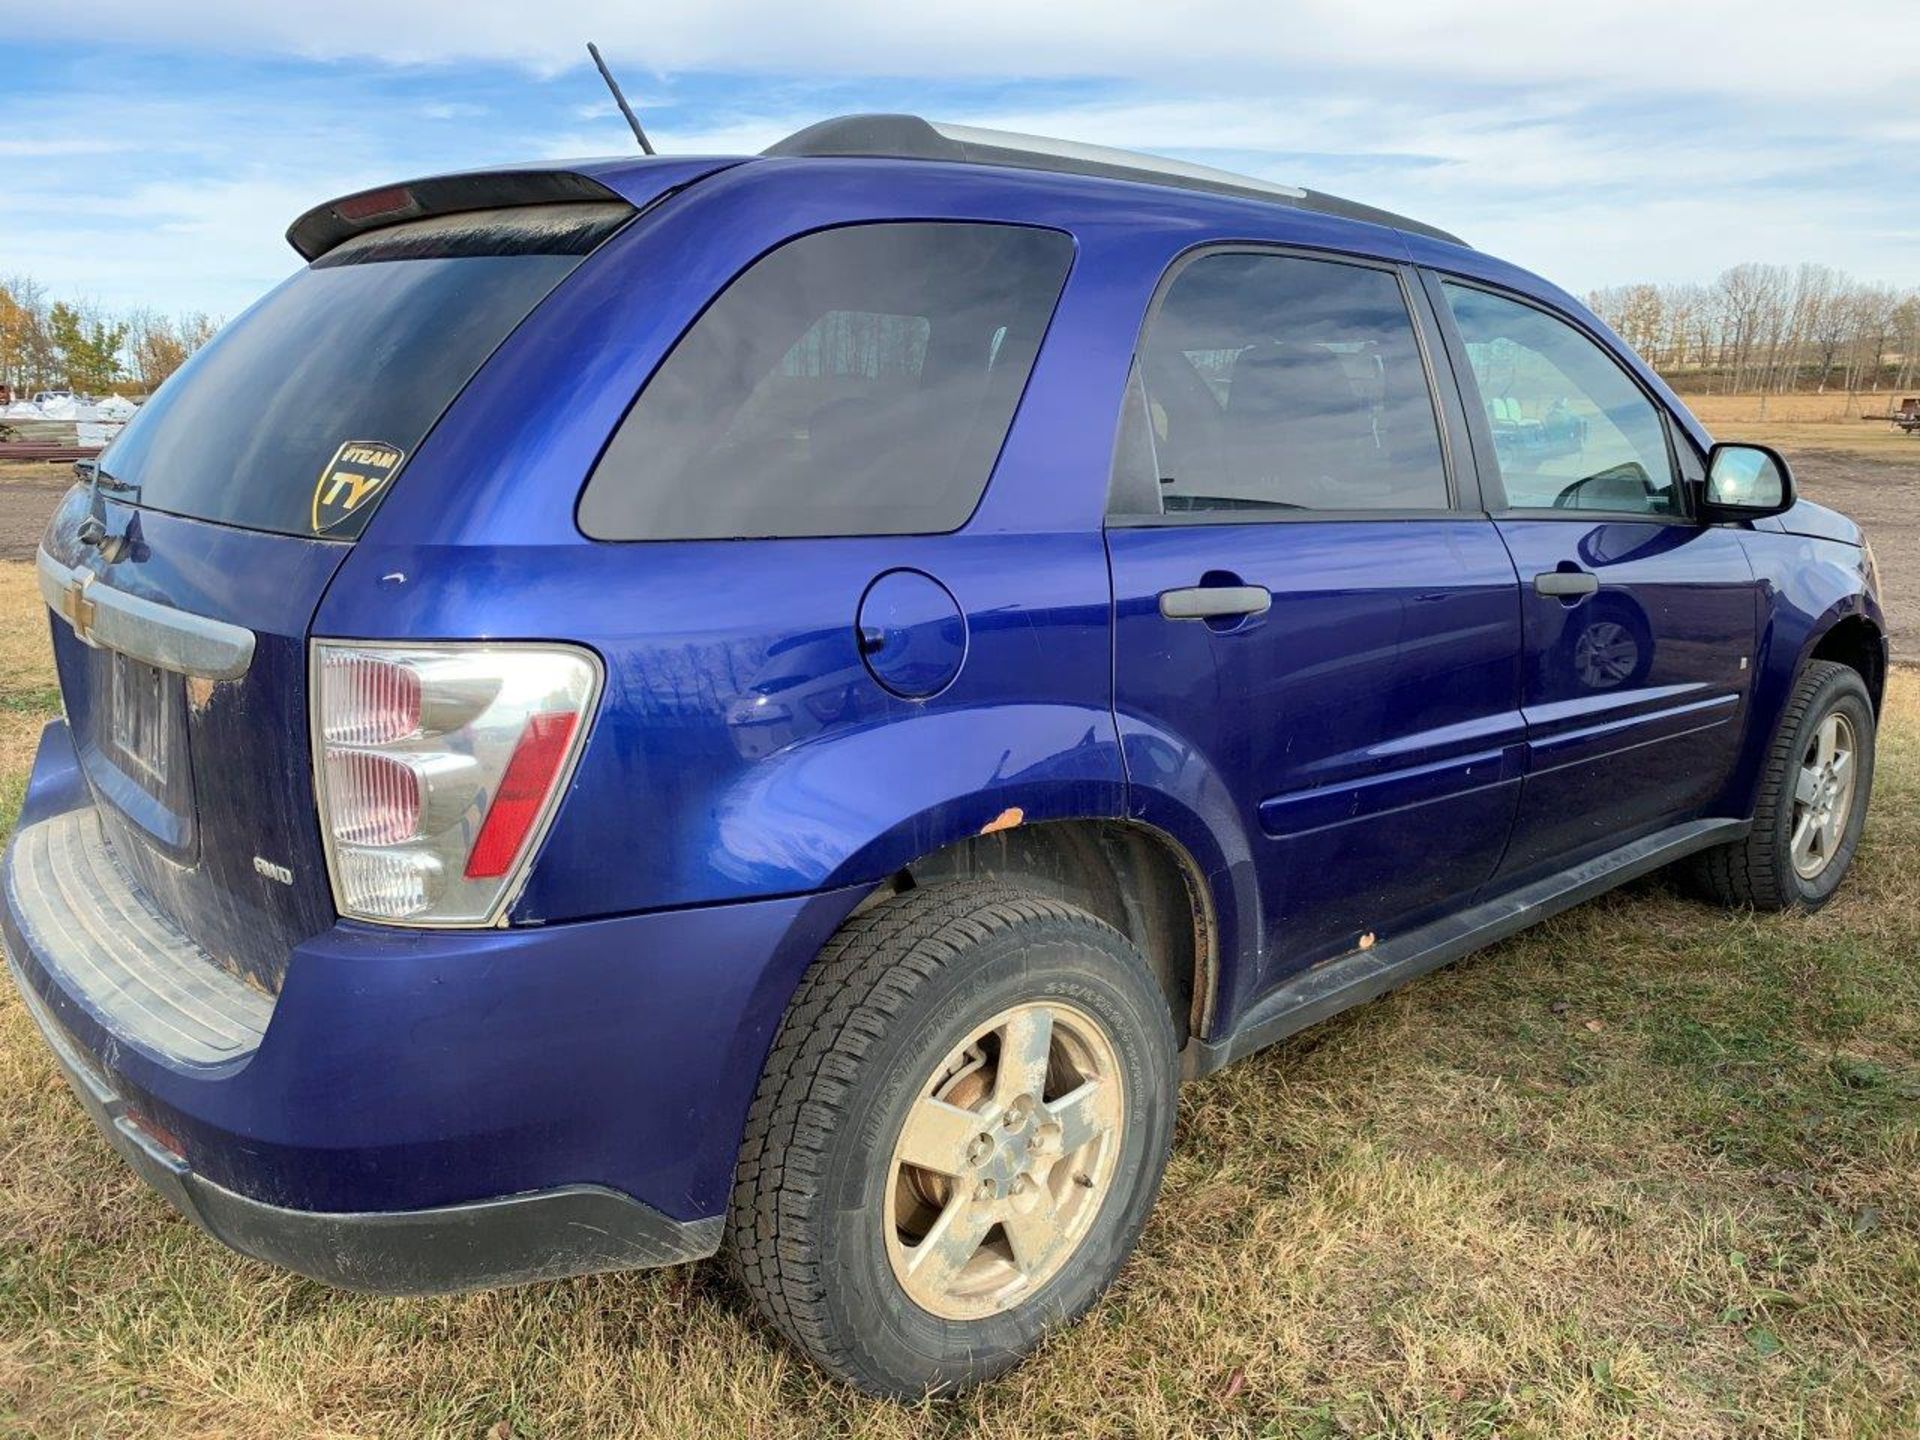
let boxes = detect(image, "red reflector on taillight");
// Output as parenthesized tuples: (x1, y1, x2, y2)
(463, 712, 580, 879)
(334, 185, 415, 222)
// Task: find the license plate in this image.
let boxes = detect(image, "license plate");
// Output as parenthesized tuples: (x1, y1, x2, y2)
(108, 651, 173, 788)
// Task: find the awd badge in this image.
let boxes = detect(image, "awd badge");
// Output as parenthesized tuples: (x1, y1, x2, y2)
(312, 440, 405, 533)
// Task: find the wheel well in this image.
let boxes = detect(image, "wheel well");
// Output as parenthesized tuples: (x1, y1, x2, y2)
(880, 819, 1216, 1043)
(1811, 616, 1886, 713)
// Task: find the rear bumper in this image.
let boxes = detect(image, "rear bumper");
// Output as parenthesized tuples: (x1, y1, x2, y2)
(9, 944, 719, 1293)
(3, 719, 866, 1291)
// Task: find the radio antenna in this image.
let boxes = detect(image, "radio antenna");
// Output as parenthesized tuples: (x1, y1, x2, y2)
(587, 42, 655, 155)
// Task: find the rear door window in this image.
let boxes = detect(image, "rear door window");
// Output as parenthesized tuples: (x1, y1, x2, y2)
(99, 204, 628, 540)
(578, 222, 1074, 540)
(1110, 251, 1450, 517)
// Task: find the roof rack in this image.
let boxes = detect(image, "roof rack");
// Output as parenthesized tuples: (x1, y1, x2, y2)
(763, 114, 1466, 248)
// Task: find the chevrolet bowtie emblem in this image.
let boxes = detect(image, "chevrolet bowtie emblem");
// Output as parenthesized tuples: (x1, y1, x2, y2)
(59, 573, 98, 645)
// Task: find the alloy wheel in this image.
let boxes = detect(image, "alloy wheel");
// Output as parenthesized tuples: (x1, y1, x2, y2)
(884, 1000, 1125, 1320)
(1791, 710, 1858, 880)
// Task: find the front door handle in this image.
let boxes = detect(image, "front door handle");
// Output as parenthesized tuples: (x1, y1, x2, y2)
(1159, 584, 1272, 620)
(1533, 570, 1599, 599)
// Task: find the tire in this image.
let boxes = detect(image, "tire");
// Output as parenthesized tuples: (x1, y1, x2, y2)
(1692, 659, 1876, 911)
(727, 880, 1179, 1397)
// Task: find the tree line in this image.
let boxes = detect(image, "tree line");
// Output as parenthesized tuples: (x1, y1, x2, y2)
(1587, 264, 1919, 396)
(6, 261, 1916, 402)
(1, 276, 218, 398)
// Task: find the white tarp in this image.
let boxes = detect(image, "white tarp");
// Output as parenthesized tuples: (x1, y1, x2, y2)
(2, 394, 138, 433)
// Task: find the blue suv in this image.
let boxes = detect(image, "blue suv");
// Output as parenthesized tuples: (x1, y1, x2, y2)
(4, 116, 1888, 1395)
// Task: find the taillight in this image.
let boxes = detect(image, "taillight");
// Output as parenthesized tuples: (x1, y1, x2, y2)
(312, 643, 600, 925)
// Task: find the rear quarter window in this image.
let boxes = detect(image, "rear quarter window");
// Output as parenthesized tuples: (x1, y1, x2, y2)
(578, 222, 1074, 541)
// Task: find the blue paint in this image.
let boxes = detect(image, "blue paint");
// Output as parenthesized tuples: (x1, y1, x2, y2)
(1109, 517, 1526, 994)
(4, 146, 1888, 1241)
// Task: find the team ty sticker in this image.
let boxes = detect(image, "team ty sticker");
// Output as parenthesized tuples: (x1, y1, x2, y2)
(312, 440, 405, 533)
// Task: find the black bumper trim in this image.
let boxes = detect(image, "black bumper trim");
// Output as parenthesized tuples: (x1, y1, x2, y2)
(8, 950, 721, 1295)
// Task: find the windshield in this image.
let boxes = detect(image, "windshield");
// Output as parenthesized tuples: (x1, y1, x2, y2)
(100, 203, 628, 540)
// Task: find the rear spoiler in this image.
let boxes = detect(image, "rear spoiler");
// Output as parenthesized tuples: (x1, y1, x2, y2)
(286, 169, 631, 262)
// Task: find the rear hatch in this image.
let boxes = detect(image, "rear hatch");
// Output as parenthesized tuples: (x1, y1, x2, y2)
(39, 198, 633, 993)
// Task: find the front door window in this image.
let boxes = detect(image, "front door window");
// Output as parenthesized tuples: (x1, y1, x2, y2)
(1442, 283, 1681, 517)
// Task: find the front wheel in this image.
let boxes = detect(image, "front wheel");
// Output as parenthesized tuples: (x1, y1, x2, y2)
(1693, 659, 1876, 911)
(727, 881, 1179, 1396)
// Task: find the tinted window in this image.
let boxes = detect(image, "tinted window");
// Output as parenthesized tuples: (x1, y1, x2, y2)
(1442, 284, 1680, 516)
(1111, 252, 1448, 516)
(579, 223, 1073, 541)
(101, 204, 627, 540)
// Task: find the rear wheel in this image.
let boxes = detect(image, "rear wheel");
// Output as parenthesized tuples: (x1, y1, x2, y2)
(1692, 660, 1875, 911)
(727, 881, 1178, 1396)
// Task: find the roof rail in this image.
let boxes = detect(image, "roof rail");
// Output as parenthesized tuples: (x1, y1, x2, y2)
(763, 114, 1466, 248)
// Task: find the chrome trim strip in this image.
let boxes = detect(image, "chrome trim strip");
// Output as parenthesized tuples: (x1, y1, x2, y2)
(37, 548, 255, 680)
(930, 121, 1311, 199)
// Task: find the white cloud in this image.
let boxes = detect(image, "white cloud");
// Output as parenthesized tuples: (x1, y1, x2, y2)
(15, 0, 1918, 103)
(613, 90, 1905, 288)
(0, 138, 124, 157)
(0, 83, 421, 314)
(0, 173, 352, 314)
(2, 4, 1913, 313)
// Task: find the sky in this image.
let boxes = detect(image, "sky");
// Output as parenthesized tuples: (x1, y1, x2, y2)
(2, 1, 1915, 321)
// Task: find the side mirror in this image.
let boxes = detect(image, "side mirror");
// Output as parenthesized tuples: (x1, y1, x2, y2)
(1703, 442, 1794, 520)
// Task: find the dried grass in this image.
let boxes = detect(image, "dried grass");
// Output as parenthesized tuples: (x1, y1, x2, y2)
(0, 562, 1914, 1438)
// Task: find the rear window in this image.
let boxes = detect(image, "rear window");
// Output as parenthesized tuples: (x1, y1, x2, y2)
(100, 203, 629, 540)
(578, 222, 1074, 541)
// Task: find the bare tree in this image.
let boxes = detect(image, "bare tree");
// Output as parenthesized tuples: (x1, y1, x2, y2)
(1892, 296, 1920, 391)
(6, 256, 1913, 411)
(0, 276, 57, 395)
(127, 309, 220, 392)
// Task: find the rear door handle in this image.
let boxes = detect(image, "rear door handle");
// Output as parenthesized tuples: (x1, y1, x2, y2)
(1532, 570, 1599, 599)
(1159, 584, 1272, 620)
